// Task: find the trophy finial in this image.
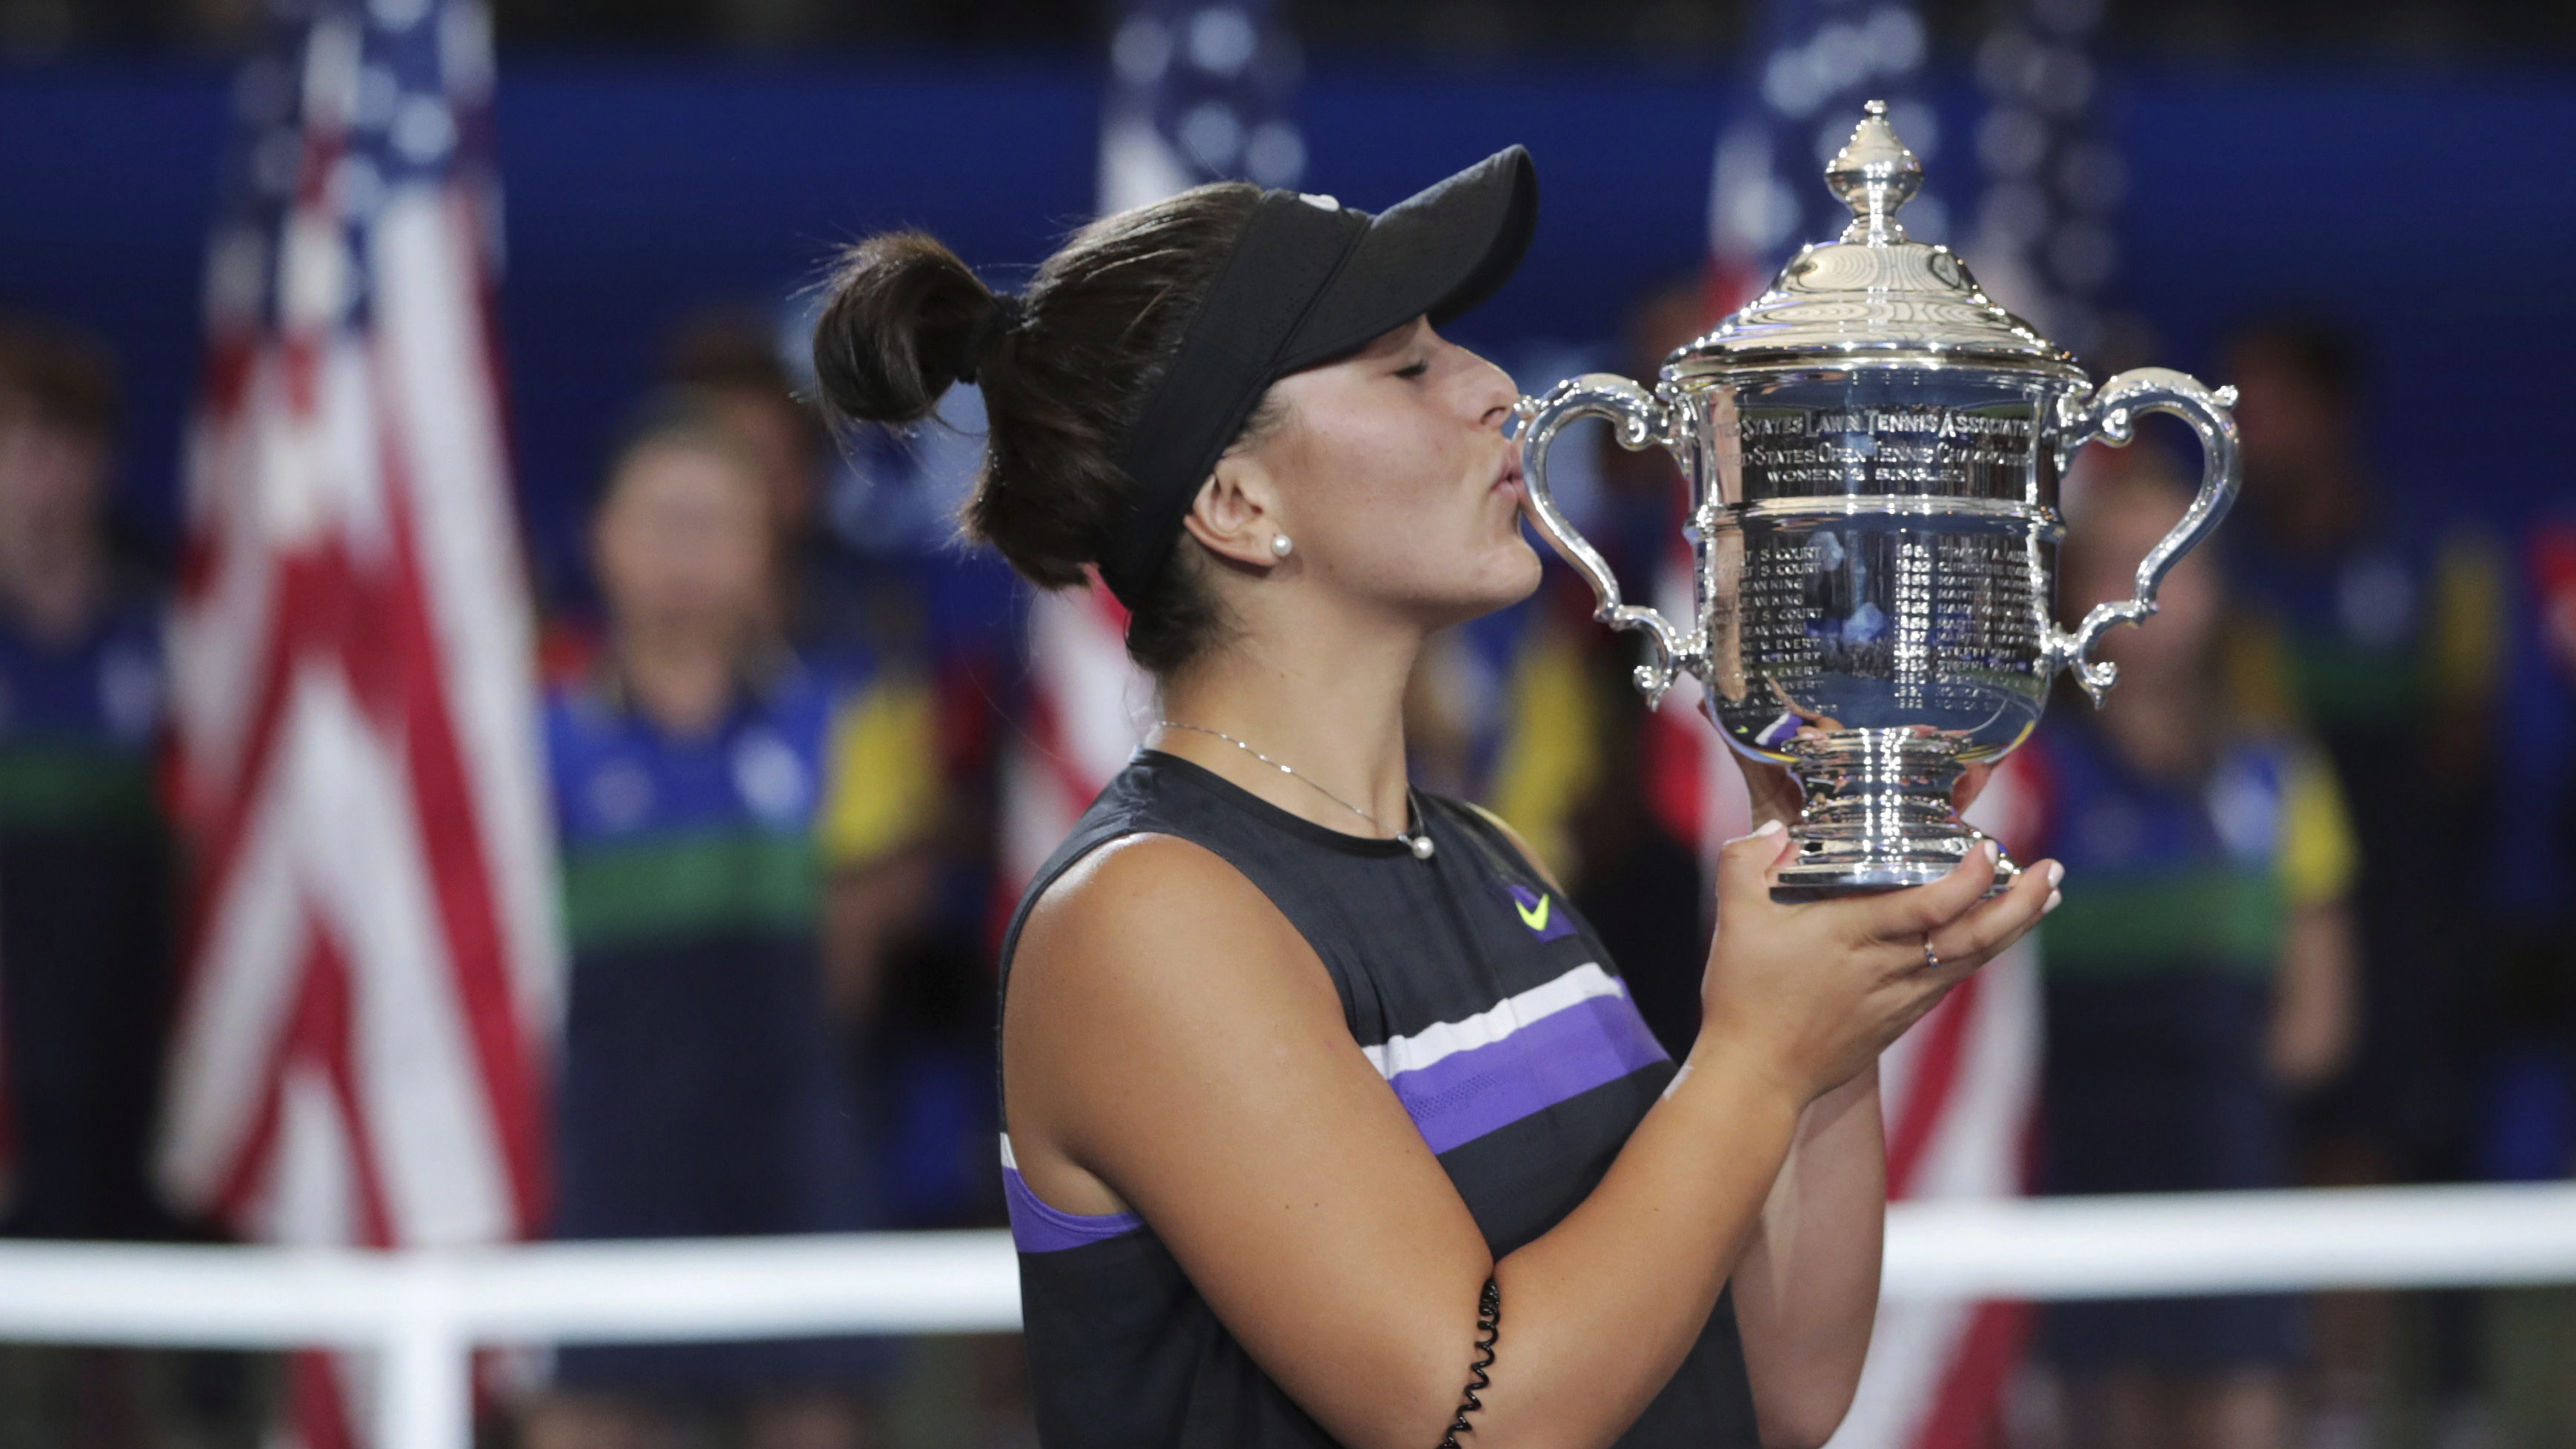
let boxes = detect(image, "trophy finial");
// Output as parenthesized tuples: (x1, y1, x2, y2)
(1826, 99, 1923, 244)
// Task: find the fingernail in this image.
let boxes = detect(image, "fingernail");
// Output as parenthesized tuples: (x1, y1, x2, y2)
(1753, 819, 1785, 837)
(2044, 890, 2063, 914)
(1981, 841, 2000, 864)
(2046, 861, 2065, 888)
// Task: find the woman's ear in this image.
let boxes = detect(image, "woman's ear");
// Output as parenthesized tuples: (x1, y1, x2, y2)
(1179, 450, 1291, 571)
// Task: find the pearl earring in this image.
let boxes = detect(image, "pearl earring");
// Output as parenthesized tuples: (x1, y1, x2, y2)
(1269, 535, 1294, 559)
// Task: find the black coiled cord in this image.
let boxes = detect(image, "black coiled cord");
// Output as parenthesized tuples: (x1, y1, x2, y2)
(1437, 1277, 1502, 1447)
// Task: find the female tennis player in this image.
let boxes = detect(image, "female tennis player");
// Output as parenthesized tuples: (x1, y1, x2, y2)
(811, 147, 2061, 1449)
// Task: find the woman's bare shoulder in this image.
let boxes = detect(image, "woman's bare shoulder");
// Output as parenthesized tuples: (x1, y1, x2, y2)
(1020, 830, 1293, 967)
(1001, 828, 1372, 1222)
(1008, 830, 1338, 1086)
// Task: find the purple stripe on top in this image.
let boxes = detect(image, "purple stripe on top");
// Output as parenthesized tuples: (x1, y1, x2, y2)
(1004, 1167, 1145, 1254)
(1388, 992, 1669, 1156)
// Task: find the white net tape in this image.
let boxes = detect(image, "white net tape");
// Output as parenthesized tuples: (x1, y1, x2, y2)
(3, 1183, 2572, 1448)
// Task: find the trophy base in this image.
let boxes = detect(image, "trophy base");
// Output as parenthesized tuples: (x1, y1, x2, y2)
(1770, 730, 2019, 903)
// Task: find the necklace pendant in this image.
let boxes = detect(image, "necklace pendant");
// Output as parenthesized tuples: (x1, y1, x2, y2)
(1159, 718, 1435, 861)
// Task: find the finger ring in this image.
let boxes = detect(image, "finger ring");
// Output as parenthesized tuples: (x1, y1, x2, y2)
(1922, 935, 1940, 970)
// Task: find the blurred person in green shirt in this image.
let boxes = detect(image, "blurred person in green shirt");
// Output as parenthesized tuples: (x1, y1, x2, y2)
(527, 398, 937, 1449)
(2019, 447, 2360, 1449)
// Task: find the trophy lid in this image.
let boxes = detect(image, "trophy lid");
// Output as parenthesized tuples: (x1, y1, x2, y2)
(1669, 101, 2086, 382)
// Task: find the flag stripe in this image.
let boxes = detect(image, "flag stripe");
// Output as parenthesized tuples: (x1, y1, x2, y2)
(372, 342, 547, 1233)
(1914, 1301, 2031, 1449)
(162, 9, 556, 1445)
(1885, 968, 1979, 1198)
(164, 0, 553, 1273)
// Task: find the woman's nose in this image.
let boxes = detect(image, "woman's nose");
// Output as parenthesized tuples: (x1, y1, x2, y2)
(1468, 355, 1519, 430)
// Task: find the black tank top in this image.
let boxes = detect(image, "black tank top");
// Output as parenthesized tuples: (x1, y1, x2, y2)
(996, 752, 1760, 1448)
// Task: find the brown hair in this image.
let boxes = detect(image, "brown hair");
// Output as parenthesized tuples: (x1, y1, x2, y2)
(0, 316, 119, 443)
(808, 185, 1277, 676)
(663, 307, 831, 461)
(593, 388, 773, 527)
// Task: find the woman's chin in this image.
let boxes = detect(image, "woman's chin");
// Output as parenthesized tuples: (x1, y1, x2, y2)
(1499, 536, 1545, 596)
(1375, 536, 1544, 630)
(1448, 538, 1545, 620)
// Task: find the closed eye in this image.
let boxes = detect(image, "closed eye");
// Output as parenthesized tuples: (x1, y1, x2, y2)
(1394, 357, 1431, 379)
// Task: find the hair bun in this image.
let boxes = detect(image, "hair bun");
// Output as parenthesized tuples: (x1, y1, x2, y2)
(810, 231, 999, 428)
(817, 184, 1264, 671)
(956, 293, 1025, 385)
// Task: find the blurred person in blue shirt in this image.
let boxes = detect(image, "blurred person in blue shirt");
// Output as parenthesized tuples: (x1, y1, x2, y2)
(2218, 318, 2508, 1438)
(0, 318, 181, 1245)
(663, 310, 852, 649)
(659, 313, 1011, 1245)
(527, 397, 934, 1449)
(0, 317, 254, 1448)
(2021, 448, 2360, 1449)
(2220, 319, 2504, 1185)
(660, 313, 947, 1043)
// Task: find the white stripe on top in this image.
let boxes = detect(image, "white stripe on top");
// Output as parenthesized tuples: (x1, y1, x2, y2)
(1358, 962, 1624, 1080)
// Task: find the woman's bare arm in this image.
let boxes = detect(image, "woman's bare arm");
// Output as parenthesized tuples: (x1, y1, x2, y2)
(1007, 827, 2054, 1449)
(1717, 755, 2003, 1449)
(1729, 1065, 1886, 1449)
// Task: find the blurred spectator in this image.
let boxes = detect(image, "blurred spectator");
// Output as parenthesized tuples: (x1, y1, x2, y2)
(530, 396, 932, 1449)
(0, 317, 180, 1244)
(2218, 317, 2506, 1437)
(2220, 317, 2503, 1181)
(657, 310, 956, 1201)
(2023, 448, 2359, 1449)
(661, 310, 849, 650)
(0, 317, 267, 1449)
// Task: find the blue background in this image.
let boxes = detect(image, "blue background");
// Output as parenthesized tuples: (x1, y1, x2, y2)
(2, 58, 2569, 599)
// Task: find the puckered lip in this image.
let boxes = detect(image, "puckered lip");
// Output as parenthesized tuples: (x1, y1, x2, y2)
(1492, 444, 1525, 496)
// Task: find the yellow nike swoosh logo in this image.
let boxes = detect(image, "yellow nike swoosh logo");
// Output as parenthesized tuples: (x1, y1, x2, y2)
(1516, 893, 1551, 932)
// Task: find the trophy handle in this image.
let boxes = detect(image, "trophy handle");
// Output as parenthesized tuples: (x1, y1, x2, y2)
(2046, 367, 2243, 706)
(1511, 374, 1703, 707)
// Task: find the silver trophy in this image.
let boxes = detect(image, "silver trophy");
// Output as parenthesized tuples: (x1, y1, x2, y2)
(1514, 101, 2239, 899)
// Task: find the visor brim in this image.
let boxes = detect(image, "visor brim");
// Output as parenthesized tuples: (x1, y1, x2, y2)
(1279, 145, 1537, 375)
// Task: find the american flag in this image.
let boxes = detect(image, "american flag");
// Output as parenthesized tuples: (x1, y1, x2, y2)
(156, 0, 557, 1438)
(1000, 0, 1308, 898)
(1962, 0, 2117, 359)
(1656, 9, 2047, 1449)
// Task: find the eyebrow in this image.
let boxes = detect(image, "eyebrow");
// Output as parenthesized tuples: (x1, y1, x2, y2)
(1360, 321, 1430, 359)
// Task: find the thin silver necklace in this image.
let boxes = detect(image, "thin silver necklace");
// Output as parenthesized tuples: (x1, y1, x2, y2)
(1156, 720, 1435, 860)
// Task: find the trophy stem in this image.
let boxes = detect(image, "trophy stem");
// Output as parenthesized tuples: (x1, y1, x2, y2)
(1771, 730, 2017, 902)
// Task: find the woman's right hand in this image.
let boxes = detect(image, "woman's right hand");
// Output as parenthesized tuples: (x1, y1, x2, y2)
(1694, 825, 2059, 1103)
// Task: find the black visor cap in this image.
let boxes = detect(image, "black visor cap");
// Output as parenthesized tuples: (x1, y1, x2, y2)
(1099, 145, 1538, 610)
(1274, 144, 1537, 373)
